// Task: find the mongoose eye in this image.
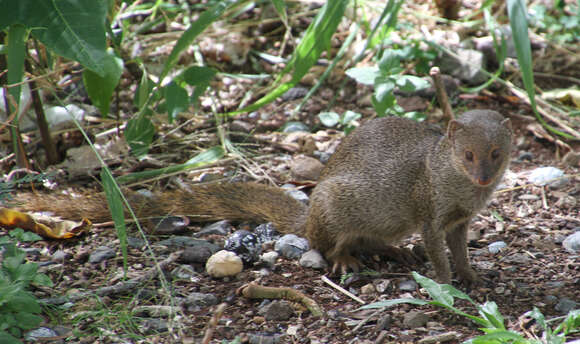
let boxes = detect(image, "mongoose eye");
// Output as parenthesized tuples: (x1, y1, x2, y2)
(491, 149, 500, 160)
(465, 150, 474, 162)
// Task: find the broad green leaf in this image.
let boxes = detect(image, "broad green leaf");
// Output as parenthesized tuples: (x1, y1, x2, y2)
(0, 331, 20, 344)
(554, 309, 580, 335)
(478, 301, 505, 330)
(32, 273, 53, 287)
(125, 115, 155, 158)
(83, 49, 124, 116)
(159, 1, 233, 84)
(179, 66, 217, 106)
(395, 75, 430, 92)
(8, 293, 40, 314)
(378, 50, 400, 74)
(318, 112, 340, 127)
(163, 82, 189, 122)
(0, 0, 108, 75)
(345, 67, 380, 86)
(115, 146, 225, 185)
(470, 330, 528, 344)
(13, 312, 42, 330)
(341, 111, 361, 126)
(101, 169, 127, 273)
(373, 76, 396, 116)
(6, 24, 27, 110)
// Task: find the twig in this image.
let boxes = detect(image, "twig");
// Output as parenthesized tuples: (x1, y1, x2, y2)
(321, 275, 365, 305)
(540, 187, 548, 209)
(348, 307, 385, 335)
(41, 251, 181, 305)
(429, 66, 454, 122)
(201, 303, 227, 344)
(237, 282, 324, 317)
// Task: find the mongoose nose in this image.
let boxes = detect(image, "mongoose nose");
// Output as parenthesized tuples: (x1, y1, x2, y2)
(477, 178, 492, 186)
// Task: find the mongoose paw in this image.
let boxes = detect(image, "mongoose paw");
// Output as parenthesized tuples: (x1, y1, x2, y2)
(331, 255, 362, 275)
(379, 245, 426, 266)
(456, 267, 481, 286)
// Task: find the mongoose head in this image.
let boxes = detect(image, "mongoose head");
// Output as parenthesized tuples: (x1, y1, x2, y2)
(447, 110, 512, 187)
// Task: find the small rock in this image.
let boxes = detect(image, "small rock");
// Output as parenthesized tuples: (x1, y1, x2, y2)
(180, 245, 215, 264)
(488, 241, 507, 254)
(52, 250, 67, 262)
(555, 298, 577, 314)
(275, 234, 310, 259)
(139, 318, 169, 334)
(282, 121, 310, 133)
(254, 223, 281, 243)
(374, 314, 392, 331)
(398, 279, 418, 291)
(183, 292, 219, 312)
(518, 152, 533, 161)
(259, 300, 295, 321)
(195, 220, 232, 237)
(127, 237, 146, 249)
(438, 49, 486, 84)
(299, 250, 328, 269)
(158, 236, 220, 251)
(563, 232, 580, 253)
(171, 264, 197, 280)
(25, 327, 58, 341)
(503, 253, 531, 264)
(555, 195, 577, 209)
(230, 119, 254, 133)
(290, 155, 324, 181)
(528, 167, 564, 185)
(150, 215, 189, 234)
(281, 185, 310, 204)
(360, 283, 376, 295)
(224, 230, 262, 264)
(134, 305, 179, 317)
(417, 331, 459, 344)
(206, 250, 243, 278)
(281, 87, 309, 101)
(544, 295, 558, 306)
(261, 251, 279, 266)
(562, 150, 580, 167)
(248, 333, 285, 344)
(403, 311, 429, 328)
(548, 177, 569, 190)
(88, 246, 116, 264)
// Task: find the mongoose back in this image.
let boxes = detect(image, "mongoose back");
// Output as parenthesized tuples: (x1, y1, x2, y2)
(11, 109, 512, 284)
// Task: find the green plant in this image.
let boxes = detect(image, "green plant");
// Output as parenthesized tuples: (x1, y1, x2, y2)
(318, 110, 362, 134)
(362, 272, 580, 343)
(528, 2, 579, 44)
(0, 230, 53, 343)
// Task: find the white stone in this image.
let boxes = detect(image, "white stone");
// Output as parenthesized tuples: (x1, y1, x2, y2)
(205, 250, 243, 278)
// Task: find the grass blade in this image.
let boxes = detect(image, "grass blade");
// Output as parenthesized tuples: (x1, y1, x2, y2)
(101, 168, 128, 274)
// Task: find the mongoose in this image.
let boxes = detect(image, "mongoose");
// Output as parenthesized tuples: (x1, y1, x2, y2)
(10, 109, 512, 284)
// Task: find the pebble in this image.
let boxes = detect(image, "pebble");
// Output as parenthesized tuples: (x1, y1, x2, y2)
(140, 318, 168, 334)
(158, 236, 220, 251)
(180, 245, 216, 264)
(518, 152, 533, 161)
(503, 253, 531, 264)
(548, 177, 569, 190)
(290, 155, 324, 181)
(360, 283, 376, 295)
(195, 220, 232, 237)
(259, 300, 295, 321)
(205, 250, 243, 278)
(254, 223, 281, 243)
(563, 232, 580, 254)
(127, 237, 146, 249)
(25, 327, 58, 341)
(282, 185, 310, 204)
(150, 215, 189, 234)
(171, 264, 197, 280)
(282, 121, 310, 133)
(88, 246, 116, 264)
(555, 298, 577, 314)
(183, 292, 218, 312)
(544, 295, 558, 306)
(248, 333, 284, 344)
(398, 279, 418, 291)
(261, 251, 279, 267)
(527, 166, 564, 185)
(299, 249, 328, 269)
(275, 234, 310, 259)
(488, 241, 507, 254)
(403, 311, 429, 328)
(224, 230, 262, 264)
(374, 314, 392, 331)
(52, 250, 67, 262)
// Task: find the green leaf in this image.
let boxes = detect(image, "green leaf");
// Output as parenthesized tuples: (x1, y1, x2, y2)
(6, 24, 27, 110)
(83, 49, 124, 116)
(378, 50, 401, 74)
(395, 75, 430, 92)
(318, 112, 340, 127)
(115, 146, 225, 185)
(470, 330, 528, 344)
(373, 76, 396, 116)
(8, 293, 40, 314)
(341, 111, 361, 126)
(125, 115, 155, 158)
(101, 169, 127, 273)
(134, 69, 154, 110)
(0, 0, 108, 75)
(32, 273, 53, 287)
(13, 312, 42, 330)
(360, 298, 430, 309)
(554, 309, 580, 335)
(159, 0, 233, 84)
(0, 330, 21, 344)
(271, 0, 287, 23)
(179, 66, 217, 106)
(345, 66, 380, 86)
(163, 82, 189, 122)
(478, 301, 505, 330)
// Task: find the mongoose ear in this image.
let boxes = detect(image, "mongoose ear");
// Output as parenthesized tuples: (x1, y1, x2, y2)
(447, 120, 463, 142)
(501, 118, 512, 132)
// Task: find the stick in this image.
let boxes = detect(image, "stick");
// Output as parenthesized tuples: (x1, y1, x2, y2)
(202, 303, 227, 344)
(321, 275, 365, 305)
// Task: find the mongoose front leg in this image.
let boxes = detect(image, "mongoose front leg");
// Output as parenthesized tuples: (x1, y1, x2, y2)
(446, 222, 479, 284)
(422, 223, 452, 284)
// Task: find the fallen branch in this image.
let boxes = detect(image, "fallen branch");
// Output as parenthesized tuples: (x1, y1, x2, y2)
(41, 251, 181, 305)
(237, 282, 323, 318)
(202, 303, 227, 344)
